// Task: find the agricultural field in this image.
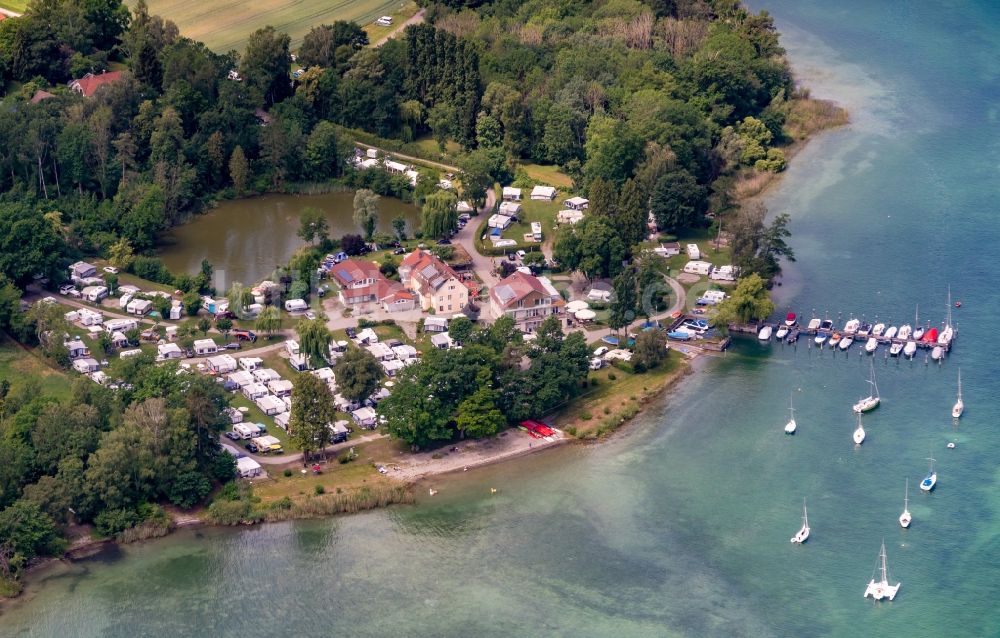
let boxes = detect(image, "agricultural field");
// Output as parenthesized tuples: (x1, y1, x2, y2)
(129, 0, 416, 53)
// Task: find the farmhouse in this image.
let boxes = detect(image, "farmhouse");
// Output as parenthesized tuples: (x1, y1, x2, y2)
(399, 250, 468, 314)
(530, 185, 557, 200)
(489, 272, 565, 333)
(69, 71, 124, 97)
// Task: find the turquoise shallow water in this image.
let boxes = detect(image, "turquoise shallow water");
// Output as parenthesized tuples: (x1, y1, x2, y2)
(4, 2, 1000, 636)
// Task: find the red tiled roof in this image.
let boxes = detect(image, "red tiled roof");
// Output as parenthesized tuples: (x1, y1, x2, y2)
(490, 272, 549, 309)
(29, 90, 55, 104)
(70, 71, 124, 97)
(330, 259, 381, 287)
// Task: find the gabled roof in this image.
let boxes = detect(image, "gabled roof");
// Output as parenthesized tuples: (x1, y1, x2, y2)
(402, 250, 461, 292)
(330, 259, 381, 287)
(490, 272, 561, 309)
(69, 71, 124, 98)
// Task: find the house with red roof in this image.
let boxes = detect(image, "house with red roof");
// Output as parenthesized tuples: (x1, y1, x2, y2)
(68, 71, 124, 98)
(399, 250, 468, 314)
(329, 258, 415, 312)
(489, 271, 564, 333)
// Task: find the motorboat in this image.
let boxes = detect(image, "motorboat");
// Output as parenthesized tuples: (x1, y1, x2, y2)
(776, 325, 789, 340)
(667, 330, 692, 341)
(889, 342, 903, 357)
(853, 412, 866, 445)
(844, 318, 860, 334)
(758, 325, 773, 341)
(903, 341, 917, 358)
(899, 479, 911, 529)
(838, 335, 854, 351)
(854, 361, 881, 413)
(872, 323, 886, 337)
(883, 326, 898, 339)
(785, 312, 798, 327)
(857, 322, 872, 338)
(864, 337, 879, 354)
(786, 329, 799, 344)
(931, 345, 944, 361)
(785, 392, 797, 434)
(814, 330, 829, 345)
(807, 318, 822, 331)
(897, 325, 912, 340)
(951, 369, 964, 419)
(790, 499, 809, 544)
(828, 332, 842, 348)
(863, 540, 901, 601)
(920, 458, 937, 492)
(819, 319, 834, 332)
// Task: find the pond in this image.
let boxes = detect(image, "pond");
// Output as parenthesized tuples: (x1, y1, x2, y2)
(158, 192, 420, 287)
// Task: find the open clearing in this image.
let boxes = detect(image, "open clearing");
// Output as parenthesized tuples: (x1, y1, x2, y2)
(129, 0, 414, 52)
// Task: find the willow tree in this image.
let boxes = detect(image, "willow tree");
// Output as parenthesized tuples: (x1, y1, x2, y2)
(714, 273, 774, 326)
(297, 318, 331, 368)
(353, 189, 380, 241)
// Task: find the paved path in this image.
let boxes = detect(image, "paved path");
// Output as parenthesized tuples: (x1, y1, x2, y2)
(371, 8, 426, 47)
(223, 432, 386, 465)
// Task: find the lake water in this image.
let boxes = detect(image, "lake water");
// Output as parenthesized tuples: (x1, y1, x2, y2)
(4, 1, 1000, 636)
(158, 192, 420, 286)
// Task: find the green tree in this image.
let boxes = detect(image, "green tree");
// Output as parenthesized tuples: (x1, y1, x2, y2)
(240, 26, 292, 106)
(229, 145, 249, 196)
(103, 272, 118, 295)
(610, 266, 638, 333)
(254, 305, 280, 338)
(298, 206, 329, 245)
(298, 318, 331, 368)
(455, 372, 505, 439)
(352, 189, 380, 241)
(107, 238, 135, 271)
(588, 177, 618, 218)
(182, 291, 201, 316)
(304, 121, 342, 179)
(617, 178, 649, 249)
(331, 347, 383, 404)
(459, 148, 495, 210)
(0, 500, 64, 571)
(632, 329, 668, 371)
(391, 214, 408, 241)
(288, 373, 335, 463)
(448, 316, 474, 343)
(197, 317, 211, 335)
(427, 103, 456, 152)
(730, 204, 795, 281)
(583, 113, 643, 185)
(216, 317, 233, 340)
(227, 282, 254, 319)
(649, 168, 707, 232)
(714, 273, 775, 325)
(421, 191, 458, 240)
(380, 374, 452, 450)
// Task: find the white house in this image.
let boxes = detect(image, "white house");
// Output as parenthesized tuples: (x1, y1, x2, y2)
(239, 357, 263, 371)
(236, 457, 262, 478)
(77, 308, 103, 326)
(72, 357, 100, 373)
(709, 265, 737, 281)
(193, 338, 218, 356)
(207, 354, 238, 374)
(242, 383, 268, 401)
(351, 406, 377, 428)
(252, 368, 281, 383)
(563, 196, 589, 210)
(683, 261, 712, 276)
(267, 379, 293, 397)
(126, 298, 152, 315)
(81, 286, 109, 302)
(502, 186, 522, 201)
(228, 370, 255, 388)
(686, 244, 701, 260)
(530, 185, 557, 200)
(256, 395, 286, 416)
(157, 343, 183, 360)
(284, 299, 308, 312)
(557, 209, 585, 225)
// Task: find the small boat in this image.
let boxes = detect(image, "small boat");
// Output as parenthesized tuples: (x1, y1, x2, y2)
(829, 332, 842, 348)
(863, 540, 901, 601)
(889, 342, 903, 357)
(951, 369, 964, 418)
(784, 392, 797, 434)
(912, 306, 924, 340)
(807, 318, 822, 331)
(775, 325, 789, 340)
(838, 335, 854, 351)
(921, 327, 939, 343)
(758, 325, 773, 341)
(883, 326, 898, 339)
(814, 331, 829, 345)
(897, 325, 912, 340)
(819, 319, 834, 332)
(939, 287, 955, 345)
(787, 329, 799, 344)
(785, 312, 798, 327)
(857, 322, 872, 338)
(899, 479, 911, 528)
(864, 337, 879, 354)
(872, 323, 886, 337)
(931, 345, 944, 361)
(903, 341, 917, 358)
(853, 361, 880, 412)
(667, 330, 692, 341)
(920, 458, 937, 492)
(790, 498, 810, 544)
(853, 412, 866, 445)
(947, 442, 956, 449)
(844, 318, 860, 334)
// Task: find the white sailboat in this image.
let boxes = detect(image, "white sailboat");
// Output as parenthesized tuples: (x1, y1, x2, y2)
(903, 340, 917, 358)
(938, 287, 954, 345)
(899, 479, 911, 528)
(785, 392, 797, 434)
(853, 412, 866, 445)
(952, 369, 964, 418)
(853, 360, 880, 413)
(913, 305, 924, 341)
(920, 457, 937, 492)
(790, 499, 810, 544)
(864, 539, 901, 601)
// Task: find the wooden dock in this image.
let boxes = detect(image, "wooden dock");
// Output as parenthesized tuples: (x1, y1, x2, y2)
(731, 320, 955, 355)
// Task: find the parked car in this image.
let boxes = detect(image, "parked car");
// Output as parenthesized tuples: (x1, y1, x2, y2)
(246, 442, 258, 453)
(516, 250, 526, 259)
(58, 284, 75, 295)
(507, 253, 517, 262)
(232, 330, 257, 342)
(436, 238, 452, 245)
(305, 310, 317, 320)
(593, 346, 609, 358)
(225, 431, 240, 440)
(346, 327, 357, 338)
(393, 247, 406, 255)
(224, 342, 241, 350)
(102, 266, 119, 274)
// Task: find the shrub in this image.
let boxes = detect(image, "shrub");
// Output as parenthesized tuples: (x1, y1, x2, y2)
(603, 406, 611, 415)
(581, 412, 593, 421)
(314, 485, 325, 495)
(283, 469, 293, 477)
(607, 373, 617, 381)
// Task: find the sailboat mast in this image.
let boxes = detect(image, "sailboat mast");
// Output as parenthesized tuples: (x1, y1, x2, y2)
(880, 541, 888, 583)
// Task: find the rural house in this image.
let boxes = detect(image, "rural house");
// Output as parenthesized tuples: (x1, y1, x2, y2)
(399, 250, 468, 314)
(68, 71, 124, 97)
(489, 272, 565, 333)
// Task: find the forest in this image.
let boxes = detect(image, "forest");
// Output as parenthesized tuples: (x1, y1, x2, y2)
(0, 0, 807, 592)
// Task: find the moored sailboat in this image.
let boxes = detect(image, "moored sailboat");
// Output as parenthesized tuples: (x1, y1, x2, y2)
(920, 458, 937, 492)
(790, 499, 810, 544)
(853, 412, 866, 445)
(899, 479, 911, 528)
(952, 369, 964, 418)
(784, 392, 797, 434)
(863, 540, 901, 601)
(852, 361, 880, 413)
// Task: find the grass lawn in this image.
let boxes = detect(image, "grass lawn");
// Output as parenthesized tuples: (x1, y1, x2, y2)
(0, 0, 27, 13)
(0, 335, 73, 401)
(409, 137, 463, 164)
(478, 197, 564, 253)
(551, 351, 686, 439)
(516, 162, 574, 189)
(131, 0, 413, 53)
(363, 1, 419, 41)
